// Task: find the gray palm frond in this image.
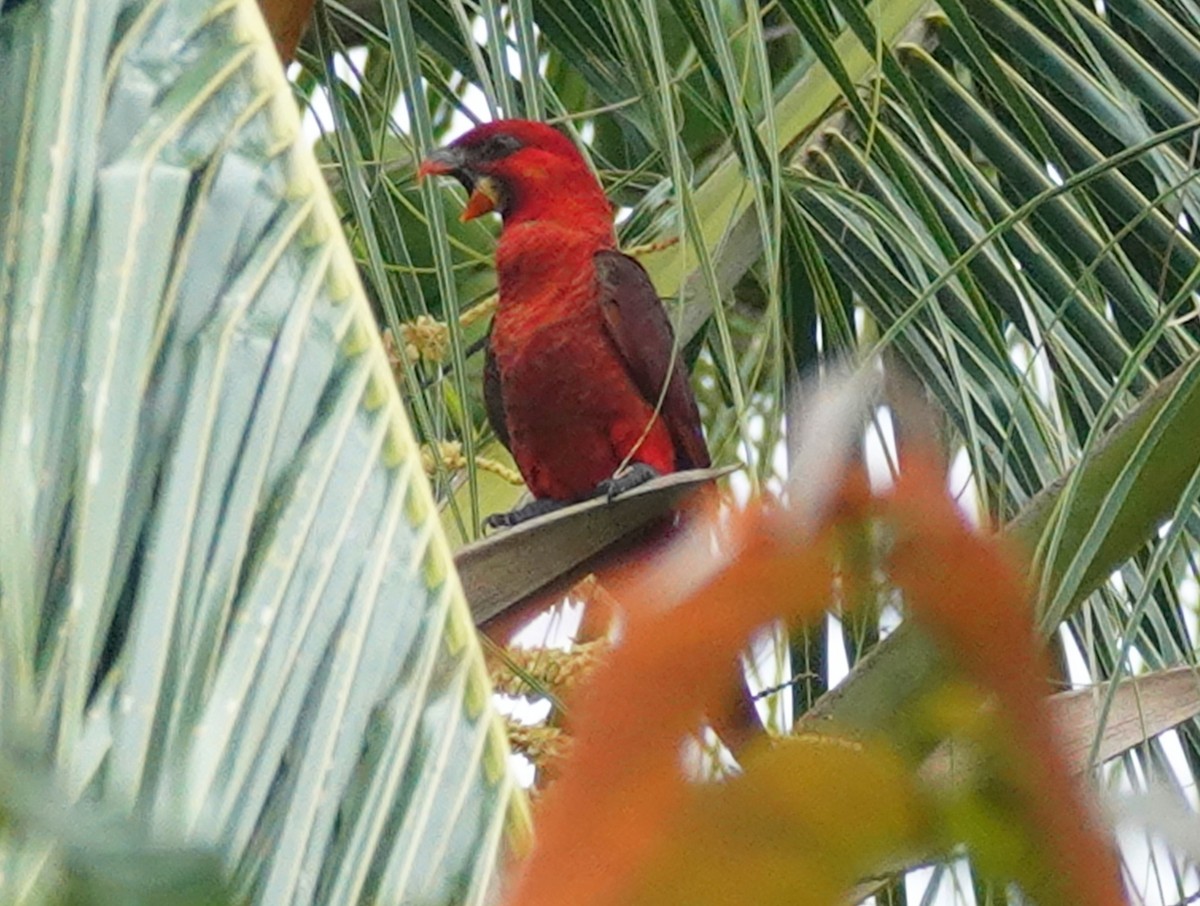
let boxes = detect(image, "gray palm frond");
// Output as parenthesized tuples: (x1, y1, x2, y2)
(0, 0, 525, 903)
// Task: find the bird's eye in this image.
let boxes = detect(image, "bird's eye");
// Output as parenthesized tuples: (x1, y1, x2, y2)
(475, 133, 522, 162)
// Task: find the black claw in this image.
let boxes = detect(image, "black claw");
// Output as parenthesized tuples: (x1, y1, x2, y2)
(483, 497, 567, 531)
(595, 463, 661, 502)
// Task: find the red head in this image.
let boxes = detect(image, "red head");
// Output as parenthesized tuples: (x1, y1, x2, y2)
(419, 120, 613, 238)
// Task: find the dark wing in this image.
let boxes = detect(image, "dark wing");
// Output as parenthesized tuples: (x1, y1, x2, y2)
(594, 250, 710, 469)
(483, 333, 511, 451)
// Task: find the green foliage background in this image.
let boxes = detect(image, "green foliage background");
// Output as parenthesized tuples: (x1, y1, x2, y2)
(303, 0, 1200, 899)
(5, 0, 1200, 900)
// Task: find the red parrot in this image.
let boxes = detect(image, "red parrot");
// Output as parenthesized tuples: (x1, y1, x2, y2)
(420, 120, 710, 528)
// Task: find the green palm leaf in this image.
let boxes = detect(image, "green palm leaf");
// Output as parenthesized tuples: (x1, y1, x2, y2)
(0, 1, 524, 903)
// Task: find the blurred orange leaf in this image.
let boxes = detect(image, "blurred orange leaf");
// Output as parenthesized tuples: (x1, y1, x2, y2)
(500, 450, 1127, 906)
(257, 0, 313, 64)
(885, 454, 1125, 906)
(500, 503, 844, 906)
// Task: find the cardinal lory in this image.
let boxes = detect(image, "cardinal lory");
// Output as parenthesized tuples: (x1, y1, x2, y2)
(420, 120, 710, 528)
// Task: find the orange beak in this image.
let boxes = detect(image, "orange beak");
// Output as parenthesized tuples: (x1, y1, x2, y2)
(458, 178, 500, 222)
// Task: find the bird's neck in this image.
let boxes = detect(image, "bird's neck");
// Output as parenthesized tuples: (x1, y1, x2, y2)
(500, 163, 614, 235)
(495, 213, 616, 314)
(492, 158, 616, 301)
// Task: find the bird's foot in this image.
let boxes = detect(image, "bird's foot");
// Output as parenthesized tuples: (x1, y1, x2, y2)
(484, 497, 568, 531)
(594, 463, 661, 502)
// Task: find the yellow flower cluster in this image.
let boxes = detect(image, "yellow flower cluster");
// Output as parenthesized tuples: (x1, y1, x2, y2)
(489, 640, 608, 699)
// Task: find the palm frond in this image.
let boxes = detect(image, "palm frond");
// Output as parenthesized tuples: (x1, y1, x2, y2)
(0, 1, 525, 903)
